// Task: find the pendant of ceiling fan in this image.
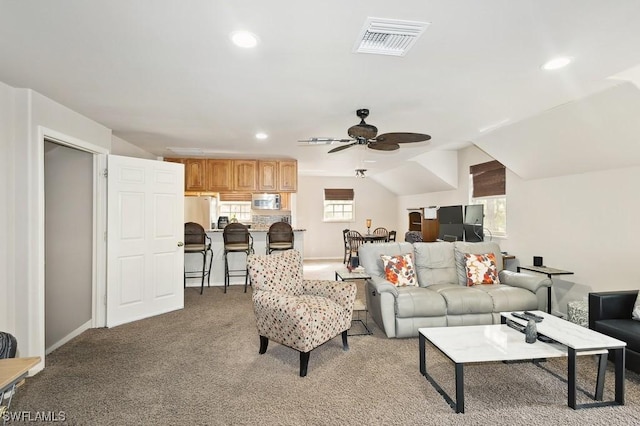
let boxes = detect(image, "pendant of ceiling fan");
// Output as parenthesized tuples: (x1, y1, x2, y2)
(298, 108, 431, 153)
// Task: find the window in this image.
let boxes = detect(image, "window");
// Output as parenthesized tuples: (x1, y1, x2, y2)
(323, 188, 354, 222)
(219, 193, 252, 222)
(219, 202, 252, 222)
(469, 161, 506, 237)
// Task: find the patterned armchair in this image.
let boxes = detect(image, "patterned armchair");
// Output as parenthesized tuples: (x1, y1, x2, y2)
(247, 250, 357, 377)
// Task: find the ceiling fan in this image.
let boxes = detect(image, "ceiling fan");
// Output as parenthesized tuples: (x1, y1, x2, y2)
(299, 109, 431, 153)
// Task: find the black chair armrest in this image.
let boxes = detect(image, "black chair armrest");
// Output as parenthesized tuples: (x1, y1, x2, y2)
(588, 290, 638, 329)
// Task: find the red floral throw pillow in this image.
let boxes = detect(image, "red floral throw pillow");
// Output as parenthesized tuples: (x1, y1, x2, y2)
(381, 253, 417, 287)
(464, 253, 500, 286)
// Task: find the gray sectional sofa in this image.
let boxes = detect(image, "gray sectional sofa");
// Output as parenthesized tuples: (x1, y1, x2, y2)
(358, 241, 552, 338)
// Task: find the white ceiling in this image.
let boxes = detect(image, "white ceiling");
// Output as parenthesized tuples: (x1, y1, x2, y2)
(2, 1, 640, 193)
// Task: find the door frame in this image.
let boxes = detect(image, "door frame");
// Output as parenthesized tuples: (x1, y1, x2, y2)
(38, 127, 109, 349)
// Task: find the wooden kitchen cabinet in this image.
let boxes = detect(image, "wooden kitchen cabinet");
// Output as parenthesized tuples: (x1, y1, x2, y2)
(278, 160, 297, 192)
(206, 159, 233, 191)
(233, 160, 257, 192)
(258, 161, 279, 191)
(184, 159, 207, 191)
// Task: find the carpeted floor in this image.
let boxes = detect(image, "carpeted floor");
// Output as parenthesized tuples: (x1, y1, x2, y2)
(9, 262, 640, 425)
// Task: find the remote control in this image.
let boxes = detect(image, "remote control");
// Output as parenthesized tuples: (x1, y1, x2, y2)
(505, 319, 525, 333)
(537, 334, 555, 343)
(524, 311, 544, 321)
(511, 312, 543, 323)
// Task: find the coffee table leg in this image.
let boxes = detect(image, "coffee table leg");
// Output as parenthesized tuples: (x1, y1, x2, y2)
(595, 353, 607, 401)
(419, 333, 426, 375)
(614, 348, 625, 405)
(568, 348, 577, 409)
(455, 363, 465, 413)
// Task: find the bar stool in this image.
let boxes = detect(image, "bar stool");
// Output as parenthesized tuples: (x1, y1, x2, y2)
(266, 222, 294, 254)
(223, 223, 254, 293)
(184, 222, 213, 295)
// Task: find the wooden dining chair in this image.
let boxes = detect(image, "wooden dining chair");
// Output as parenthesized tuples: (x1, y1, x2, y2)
(373, 227, 389, 242)
(346, 230, 364, 265)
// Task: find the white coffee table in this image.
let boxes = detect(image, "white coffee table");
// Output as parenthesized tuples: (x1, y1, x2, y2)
(419, 312, 626, 413)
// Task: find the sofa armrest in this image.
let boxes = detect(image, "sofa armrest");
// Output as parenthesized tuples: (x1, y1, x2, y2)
(588, 290, 638, 330)
(499, 270, 551, 293)
(302, 279, 357, 312)
(366, 275, 399, 297)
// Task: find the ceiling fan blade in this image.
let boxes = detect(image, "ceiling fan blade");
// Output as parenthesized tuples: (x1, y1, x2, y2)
(328, 142, 357, 153)
(298, 137, 353, 145)
(368, 142, 400, 151)
(348, 123, 378, 140)
(376, 132, 431, 144)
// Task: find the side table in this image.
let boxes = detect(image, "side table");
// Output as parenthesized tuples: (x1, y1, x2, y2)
(1, 357, 41, 416)
(335, 267, 373, 336)
(517, 265, 574, 314)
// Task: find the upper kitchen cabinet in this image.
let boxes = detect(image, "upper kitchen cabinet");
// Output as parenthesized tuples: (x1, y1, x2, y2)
(278, 160, 297, 192)
(185, 159, 207, 191)
(206, 159, 233, 192)
(258, 161, 278, 192)
(233, 160, 257, 192)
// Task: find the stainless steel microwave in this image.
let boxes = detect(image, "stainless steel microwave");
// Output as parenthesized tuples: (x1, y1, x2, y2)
(251, 193, 281, 210)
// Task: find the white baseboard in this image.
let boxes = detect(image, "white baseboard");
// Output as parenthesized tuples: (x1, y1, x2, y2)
(45, 319, 92, 355)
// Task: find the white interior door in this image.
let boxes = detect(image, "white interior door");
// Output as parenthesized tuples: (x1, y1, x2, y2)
(106, 155, 185, 327)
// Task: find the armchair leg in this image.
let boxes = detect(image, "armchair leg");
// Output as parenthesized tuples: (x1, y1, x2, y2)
(259, 336, 269, 354)
(300, 351, 310, 377)
(342, 330, 349, 351)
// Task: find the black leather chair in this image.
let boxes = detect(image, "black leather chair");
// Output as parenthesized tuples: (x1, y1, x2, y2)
(589, 290, 640, 373)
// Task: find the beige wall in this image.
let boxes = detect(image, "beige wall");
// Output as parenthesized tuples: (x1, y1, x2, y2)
(297, 175, 398, 259)
(44, 142, 93, 350)
(398, 145, 640, 315)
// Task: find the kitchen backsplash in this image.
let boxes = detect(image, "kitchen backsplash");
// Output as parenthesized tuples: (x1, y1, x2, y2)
(252, 214, 291, 228)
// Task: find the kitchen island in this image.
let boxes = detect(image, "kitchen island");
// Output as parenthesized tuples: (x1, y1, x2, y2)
(185, 228, 305, 290)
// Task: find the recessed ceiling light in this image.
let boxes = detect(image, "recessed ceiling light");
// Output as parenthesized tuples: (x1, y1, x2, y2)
(255, 132, 268, 140)
(231, 31, 259, 48)
(542, 56, 572, 70)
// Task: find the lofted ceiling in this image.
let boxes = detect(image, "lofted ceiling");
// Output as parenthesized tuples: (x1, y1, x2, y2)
(2, 1, 640, 194)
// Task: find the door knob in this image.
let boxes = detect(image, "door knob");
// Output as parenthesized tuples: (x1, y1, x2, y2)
(177, 242, 184, 247)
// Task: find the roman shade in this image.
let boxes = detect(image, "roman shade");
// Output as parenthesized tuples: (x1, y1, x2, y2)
(470, 161, 505, 198)
(324, 188, 354, 201)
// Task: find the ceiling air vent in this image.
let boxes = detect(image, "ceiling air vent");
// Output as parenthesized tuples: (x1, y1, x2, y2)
(353, 17, 430, 57)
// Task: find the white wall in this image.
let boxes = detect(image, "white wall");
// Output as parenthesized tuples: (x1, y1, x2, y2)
(0, 81, 15, 335)
(111, 135, 156, 159)
(399, 144, 640, 314)
(297, 175, 398, 259)
(10, 88, 111, 364)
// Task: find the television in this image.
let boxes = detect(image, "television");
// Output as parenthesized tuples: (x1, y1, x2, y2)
(437, 205, 464, 241)
(464, 204, 484, 242)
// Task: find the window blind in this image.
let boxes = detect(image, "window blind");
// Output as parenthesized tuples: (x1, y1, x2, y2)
(470, 160, 505, 198)
(324, 188, 354, 201)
